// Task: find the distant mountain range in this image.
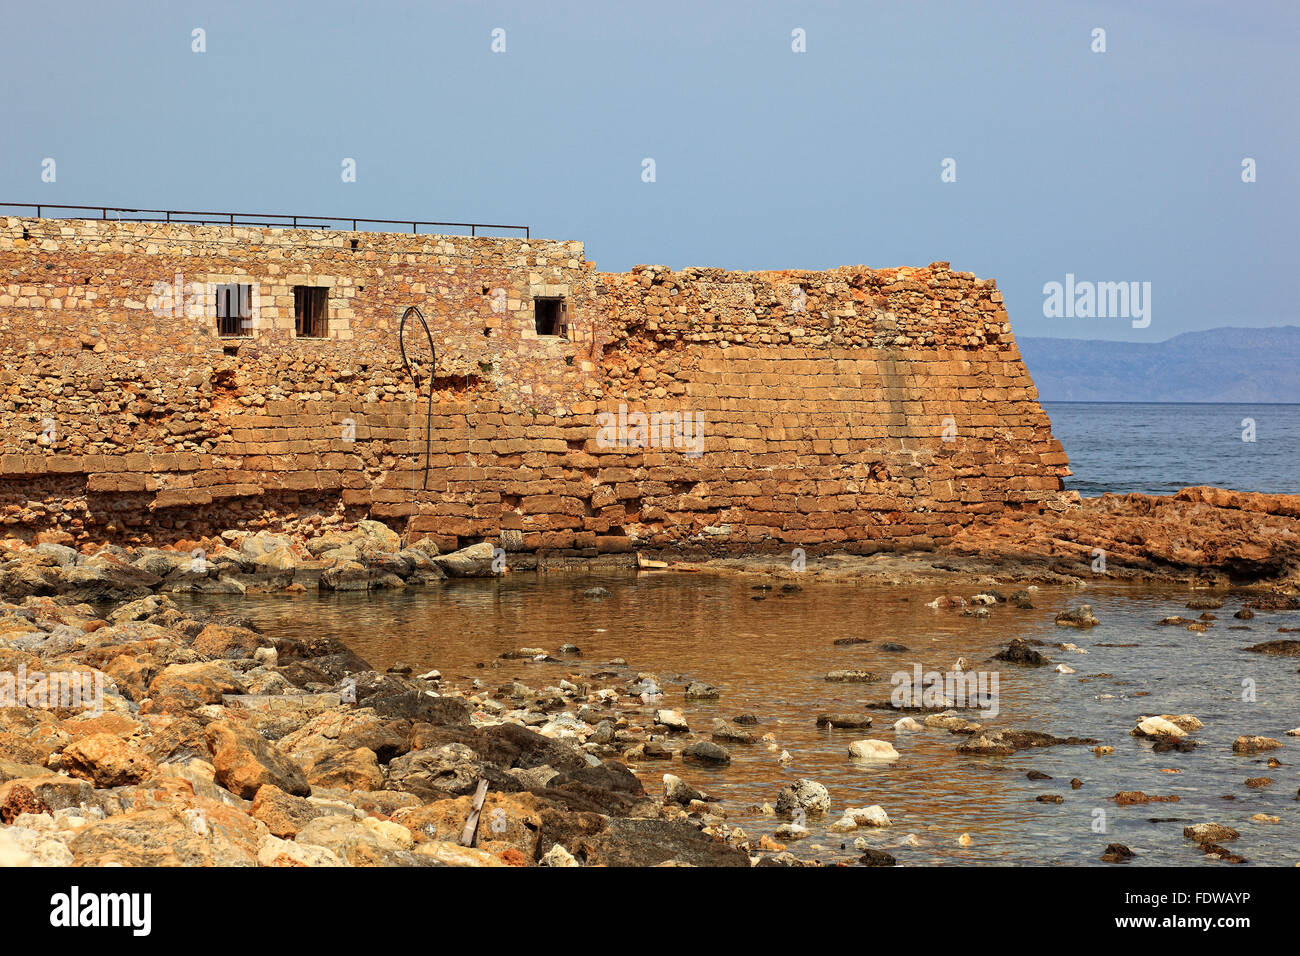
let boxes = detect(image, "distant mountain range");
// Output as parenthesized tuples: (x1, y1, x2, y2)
(1017, 326, 1300, 403)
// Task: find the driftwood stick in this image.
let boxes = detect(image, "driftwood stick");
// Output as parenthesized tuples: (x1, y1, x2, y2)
(460, 779, 490, 847)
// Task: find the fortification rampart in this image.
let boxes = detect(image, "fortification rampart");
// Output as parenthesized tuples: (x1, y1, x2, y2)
(0, 216, 1071, 555)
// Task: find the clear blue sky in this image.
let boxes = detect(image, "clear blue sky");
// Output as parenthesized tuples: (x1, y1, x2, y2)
(2, 0, 1295, 341)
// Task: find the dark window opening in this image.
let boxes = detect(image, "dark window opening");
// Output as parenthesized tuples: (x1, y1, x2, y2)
(294, 286, 329, 337)
(534, 297, 567, 337)
(215, 283, 253, 336)
(350, 239, 359, 250)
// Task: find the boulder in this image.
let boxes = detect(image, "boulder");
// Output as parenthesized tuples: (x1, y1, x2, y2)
(61, 733, 157, 788)
(433, 542, 499, 578)
(775, 778, 830, 817)
(250, 784, 329, 838)
(145, 661, 246, 712)
(204, 719, 310, 799)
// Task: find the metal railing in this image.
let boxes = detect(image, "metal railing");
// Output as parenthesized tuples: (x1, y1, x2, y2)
(1, 202, 530, 238)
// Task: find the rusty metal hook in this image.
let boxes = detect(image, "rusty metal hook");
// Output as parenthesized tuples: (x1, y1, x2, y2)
(399, 305, 435, 491)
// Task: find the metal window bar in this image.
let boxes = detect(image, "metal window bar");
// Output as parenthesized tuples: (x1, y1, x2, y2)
(216, 283, 253, 337)
(294, 286, 328, 337)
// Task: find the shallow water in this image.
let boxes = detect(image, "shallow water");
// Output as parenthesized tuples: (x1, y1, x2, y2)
(183, 573, 1300, 866)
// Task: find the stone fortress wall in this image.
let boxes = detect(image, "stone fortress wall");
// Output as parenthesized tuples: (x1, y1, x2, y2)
(0, 216, 1072, 557)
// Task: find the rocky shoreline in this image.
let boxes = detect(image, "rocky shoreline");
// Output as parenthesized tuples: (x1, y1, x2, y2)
(0, 490, 1297, 867)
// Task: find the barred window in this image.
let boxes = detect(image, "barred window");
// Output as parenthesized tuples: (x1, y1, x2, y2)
(294, 286, 329, 337)
(215, 283, 253, 336)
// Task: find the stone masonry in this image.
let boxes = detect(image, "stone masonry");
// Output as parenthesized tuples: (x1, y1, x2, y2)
(0, 216, 1072, 556)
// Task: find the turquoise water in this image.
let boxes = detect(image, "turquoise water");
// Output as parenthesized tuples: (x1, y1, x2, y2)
(1044, 403, 1300, 497)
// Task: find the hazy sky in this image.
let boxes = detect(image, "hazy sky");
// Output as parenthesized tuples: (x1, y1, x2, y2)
(2, 0, 1295, 341)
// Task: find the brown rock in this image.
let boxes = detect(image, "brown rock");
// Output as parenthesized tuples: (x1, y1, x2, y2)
(1183, 822, 1240, 844)
(204, 719, 310, 799)
(250, 783, 327, 838)
(0, 783, 51, 823)
(62, 732, 157, 787)
(299, 745, 384, 791)
(192, 623, 269, 660)
(0, 731, 54, 767)
(145, 661, 246, 712)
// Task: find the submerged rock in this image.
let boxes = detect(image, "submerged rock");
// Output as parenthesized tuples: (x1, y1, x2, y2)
(994, 638, 1050, 667)
(1244, 640, 1300, 656)
(815, 713, 873, 729)
(957, 729, 1099, 755)
(1055, 605, 1099, 628)
(682, 741, 731, 765)
(824, 670, 882, 683)
(1101, 843, 1135, 863)
(1183, 823, 1239, 844)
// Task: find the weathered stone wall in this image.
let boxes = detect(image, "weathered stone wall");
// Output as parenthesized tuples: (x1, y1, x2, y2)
(0, 217, 1071, 555)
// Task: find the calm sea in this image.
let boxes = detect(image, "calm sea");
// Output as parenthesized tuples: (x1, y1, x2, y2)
(1043, 402, 1300, 497)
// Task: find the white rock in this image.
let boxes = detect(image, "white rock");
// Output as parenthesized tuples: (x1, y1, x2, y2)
(1135, 715, 1187, 738)
(893, 717, 923, 732)
(362, 817, 414, 849)
(654, 709, 689, 732)
(1055, 663, 1076, 674)
(845, 805, 891, 827)
(257, 835, 346, 867)
(539, 712, 595, 741)
(541, 844, 580, 866)
(848, 739, 900, 762)
(774, 822, 809, 840)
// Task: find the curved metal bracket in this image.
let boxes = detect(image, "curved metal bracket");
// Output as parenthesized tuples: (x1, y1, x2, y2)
(398, 305, 436, 490)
